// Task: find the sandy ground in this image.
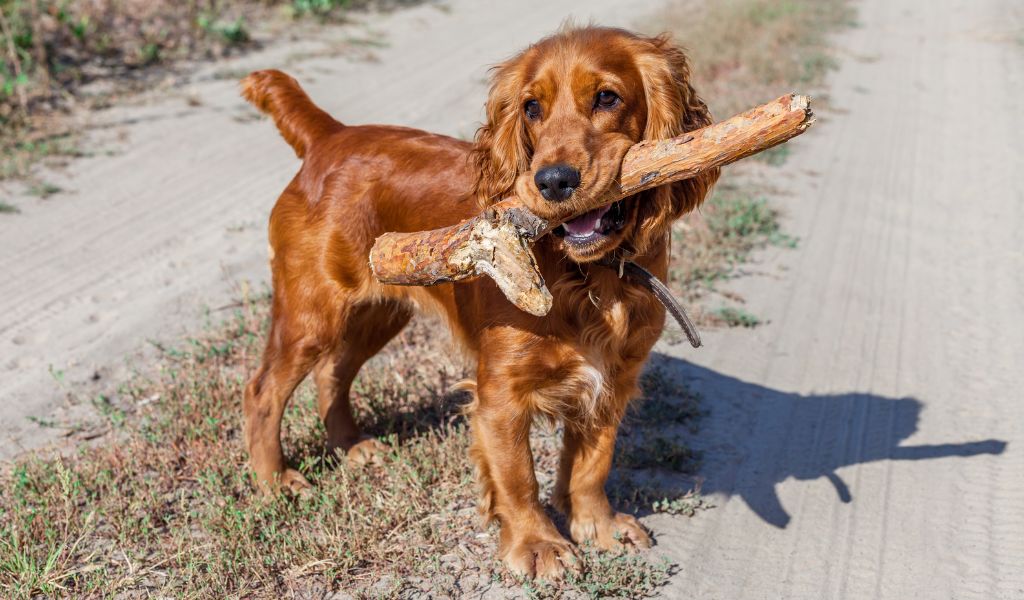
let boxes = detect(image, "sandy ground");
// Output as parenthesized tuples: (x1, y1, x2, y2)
(653, 0, 1024, 597)
(1, 0, 1022, 597)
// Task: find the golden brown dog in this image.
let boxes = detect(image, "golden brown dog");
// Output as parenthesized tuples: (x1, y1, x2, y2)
(240, 26, 718, 580)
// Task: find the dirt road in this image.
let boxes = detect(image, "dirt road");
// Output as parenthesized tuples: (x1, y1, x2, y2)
(654, 0, 1024, 597)
(1, 0, 1021, 597)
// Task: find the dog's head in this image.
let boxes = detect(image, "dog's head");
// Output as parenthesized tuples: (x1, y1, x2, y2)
(473, 26, 719, 263)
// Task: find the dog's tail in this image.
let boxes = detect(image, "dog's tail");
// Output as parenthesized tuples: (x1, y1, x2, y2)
(240, 69, 344, 159)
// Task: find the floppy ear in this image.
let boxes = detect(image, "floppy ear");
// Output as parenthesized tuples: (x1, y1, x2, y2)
(473, 60, 533, 206)
(629, 34, 719, 255)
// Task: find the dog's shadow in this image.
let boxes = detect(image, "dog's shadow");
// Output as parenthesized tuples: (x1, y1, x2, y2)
(638, 352, 1008, 528)
(292, 348, 1006, 531)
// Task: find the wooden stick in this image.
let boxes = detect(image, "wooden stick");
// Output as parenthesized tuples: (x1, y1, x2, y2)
(369, 93, 814, 315)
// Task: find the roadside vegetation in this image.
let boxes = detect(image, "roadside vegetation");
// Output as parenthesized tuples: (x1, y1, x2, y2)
(0, 0, 851, 597)
(0, 301, 698, 597)
(649, 0, 854, 330)
(0, 0, 421, 200)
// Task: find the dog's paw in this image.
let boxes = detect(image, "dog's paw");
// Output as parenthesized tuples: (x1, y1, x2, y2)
(570, 511, 651, 552)
(343, 437, 389, 466)
(280, 468, 313, 495)
(502, 533, 579, 581)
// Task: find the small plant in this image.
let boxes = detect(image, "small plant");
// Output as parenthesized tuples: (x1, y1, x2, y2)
(651, 491, 713, 517)
(712, 306, 762, 328)
(291, 0, 352, 19)
(2, 132, 84, 181)
(198, 14, 250, 44)
(0, 200, 18, 213)
(26, 182, 61, 198)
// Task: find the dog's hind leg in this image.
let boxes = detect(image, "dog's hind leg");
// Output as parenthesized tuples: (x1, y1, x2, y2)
(244, 311, 323, 493)
(312, 301, 413, 465)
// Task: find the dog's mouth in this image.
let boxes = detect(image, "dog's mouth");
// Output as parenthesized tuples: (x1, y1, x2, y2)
(552, 198, 629, 256)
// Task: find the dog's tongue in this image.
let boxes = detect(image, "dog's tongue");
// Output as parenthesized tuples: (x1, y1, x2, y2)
(562, 204, 611, 236)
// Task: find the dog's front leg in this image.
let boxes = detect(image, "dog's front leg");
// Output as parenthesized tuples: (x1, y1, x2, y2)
(469, 377, 577, 580)
(554, 421, 651, 551)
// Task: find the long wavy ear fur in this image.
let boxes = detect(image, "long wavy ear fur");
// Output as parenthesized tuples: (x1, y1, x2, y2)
(630, 34, 720, 255)
(472, 60, 532, 206)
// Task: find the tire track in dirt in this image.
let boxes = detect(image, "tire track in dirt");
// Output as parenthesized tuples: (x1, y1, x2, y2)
(654, 0, 1024, 597)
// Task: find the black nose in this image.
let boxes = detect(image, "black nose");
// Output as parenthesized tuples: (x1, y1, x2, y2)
(534, 164, 581, 201)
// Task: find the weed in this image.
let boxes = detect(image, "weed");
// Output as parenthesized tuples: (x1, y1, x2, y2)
(24, 416, 57, 428)
(198, 15, 251, 45)
(711, 306, 762, 328)
(291, 0, 352, 19)
(26, 181, 60, 198)
(0, 200, 18, 213)
(651, 491, 713, 517)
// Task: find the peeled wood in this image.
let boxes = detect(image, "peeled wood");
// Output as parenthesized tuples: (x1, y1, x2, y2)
(369, 93, 814, 316)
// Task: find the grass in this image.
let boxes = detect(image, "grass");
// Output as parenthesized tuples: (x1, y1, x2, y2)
(1, 130, 84, 182)
(663, 184, 796, 328)
(0, 0, 854, 595)
(0, 200, 17, 213)
(0, 297, 704, 598)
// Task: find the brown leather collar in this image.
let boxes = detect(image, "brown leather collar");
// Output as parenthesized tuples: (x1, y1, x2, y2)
(595, 256, 702, 348)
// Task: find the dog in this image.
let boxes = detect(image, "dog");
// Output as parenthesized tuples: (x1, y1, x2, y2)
(240, 26, 718, 580)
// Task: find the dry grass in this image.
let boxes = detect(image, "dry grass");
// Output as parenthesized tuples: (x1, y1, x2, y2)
(0, 296, 700, 598)
(1, 0, 853, 596)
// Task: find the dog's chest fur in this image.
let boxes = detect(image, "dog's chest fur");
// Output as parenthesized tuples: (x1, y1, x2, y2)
(525, 271, 662, 423)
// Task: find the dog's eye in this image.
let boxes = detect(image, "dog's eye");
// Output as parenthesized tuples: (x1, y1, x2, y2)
(523, 99, 541, 120)
(594, 90, 620, 110)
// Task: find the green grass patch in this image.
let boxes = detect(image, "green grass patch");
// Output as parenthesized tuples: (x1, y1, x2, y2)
(757, 144, 791, 166)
